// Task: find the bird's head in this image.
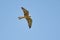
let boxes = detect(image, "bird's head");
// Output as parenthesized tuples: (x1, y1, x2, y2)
(29, 16, 31, 17)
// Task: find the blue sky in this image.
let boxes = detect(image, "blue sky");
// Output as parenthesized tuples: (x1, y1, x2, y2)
(0, 0, 60, 40)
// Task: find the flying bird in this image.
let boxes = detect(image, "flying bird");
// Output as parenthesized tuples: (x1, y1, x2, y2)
(18, 7, 32, 28)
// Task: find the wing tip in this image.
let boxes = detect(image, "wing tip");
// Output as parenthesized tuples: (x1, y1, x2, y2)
(29, 26, 31, 29)
(21, 7, 24, 9)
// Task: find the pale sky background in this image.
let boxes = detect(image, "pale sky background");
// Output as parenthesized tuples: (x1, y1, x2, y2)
(0, 0, 60, 40)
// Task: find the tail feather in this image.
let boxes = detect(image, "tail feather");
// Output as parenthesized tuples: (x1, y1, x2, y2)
(18, 17, 23, 20)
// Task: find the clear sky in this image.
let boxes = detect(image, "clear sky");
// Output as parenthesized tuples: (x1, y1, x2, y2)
(0, 0, 60, 40)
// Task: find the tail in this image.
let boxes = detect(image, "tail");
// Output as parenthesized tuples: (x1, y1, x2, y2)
(18, 17, 23, 20)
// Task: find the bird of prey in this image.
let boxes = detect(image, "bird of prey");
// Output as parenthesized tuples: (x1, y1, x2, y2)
(18, 7, 32, 28)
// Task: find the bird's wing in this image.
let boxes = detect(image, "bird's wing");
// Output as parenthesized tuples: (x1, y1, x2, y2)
(26, 17, 32, 28)
(21, 7, 29, 16)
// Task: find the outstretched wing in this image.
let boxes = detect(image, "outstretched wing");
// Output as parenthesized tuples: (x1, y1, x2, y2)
(26, 17, 32, 28)
(21, 7, 29, 16)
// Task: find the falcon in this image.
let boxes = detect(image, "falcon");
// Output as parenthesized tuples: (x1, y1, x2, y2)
(18, 7, 32, 28)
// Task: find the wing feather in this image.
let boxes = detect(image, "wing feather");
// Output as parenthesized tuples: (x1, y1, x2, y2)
(21, 7, 29, 16)
(26, 17, 32, 28)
